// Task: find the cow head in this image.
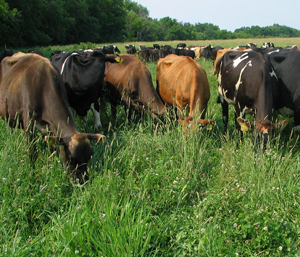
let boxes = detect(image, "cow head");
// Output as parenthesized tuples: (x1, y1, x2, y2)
(45, 133, 106, 184)
(237, 117, 289, 145)
(178, 116, 215, 132)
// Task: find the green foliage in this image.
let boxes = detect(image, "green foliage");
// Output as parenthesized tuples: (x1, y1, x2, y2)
(1, 0, 300, 48)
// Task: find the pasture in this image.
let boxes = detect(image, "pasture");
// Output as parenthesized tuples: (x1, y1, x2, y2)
(1, 38, 300, 256)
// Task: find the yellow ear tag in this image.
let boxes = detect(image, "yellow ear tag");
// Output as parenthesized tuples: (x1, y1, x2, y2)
(115, 56, 123, 64)
(241, 123, 249, 132)
(206, 124, 213, 130)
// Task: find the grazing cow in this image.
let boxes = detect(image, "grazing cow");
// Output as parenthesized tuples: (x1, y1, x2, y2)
(269, 50, 300, 134)
(0, 49, 14, 62)
(0, 52, 105, 183)
(215, 50, 285, 145)
(159, 45, 172, 58)
(138, 48, 150, 62)
(125, 45, 136, 55)
(202, 45, 224, 61)
(99, 54, 165, 122)
(156, 54, 213, 129)
(50, 50, 121, 132)
(148, 48, 159, 61)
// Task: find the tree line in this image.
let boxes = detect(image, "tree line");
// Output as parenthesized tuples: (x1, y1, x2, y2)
(1, 0, 300, 48)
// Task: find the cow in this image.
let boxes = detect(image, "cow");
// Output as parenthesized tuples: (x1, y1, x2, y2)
(99, 54, 166, 123)
(153, 44, 160, 50)
(100, 45, 120, 54)
(139, 44, 146, 50)
(262, 42, 275, 48)
(215, 50, 287, 146)
(171, 48, 195, 59)
(125, 45, 136, 55)
(0, 52, 105, 184)
(0, 49, 14, 62)
(247, 43, 257, 48)
(202, 45, 224, 61)
(159, 45, 172, 59)
(156, 54, 213, 130)
(194, 47, 204, 60)
(148, 48, 159, 61)
(177, 43, 186, 49)
(50, 50, 121, 132)
(269, 50, 300, 136)
(285, 45, 300, 51)
(138, 48, 150, 62)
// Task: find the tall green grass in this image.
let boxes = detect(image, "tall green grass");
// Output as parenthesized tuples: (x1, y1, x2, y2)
(1, 39, 300, 256)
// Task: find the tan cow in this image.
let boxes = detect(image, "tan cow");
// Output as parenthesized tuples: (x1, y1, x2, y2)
(156, 54, 213, 130)
(0, 52, 105, 184)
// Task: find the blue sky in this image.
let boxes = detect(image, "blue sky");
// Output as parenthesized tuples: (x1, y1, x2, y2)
(136, 0, 300, 32)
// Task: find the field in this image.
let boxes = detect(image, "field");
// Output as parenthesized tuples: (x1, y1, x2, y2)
(1, 38, 300, 256)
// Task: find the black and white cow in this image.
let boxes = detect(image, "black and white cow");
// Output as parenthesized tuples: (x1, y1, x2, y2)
(215, 50, 286, 145)
(101, 45, 120, 54)
(125, 45, 136, 55)
(50, 50, 121, 132)
(262, 42, 275, 48)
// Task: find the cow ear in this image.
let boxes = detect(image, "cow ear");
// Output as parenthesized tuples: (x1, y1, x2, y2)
(86, 134, 106, 143)
(273, 119, 289, 131)
(236, 117, 251, 132)
(44, 136, 64, 146)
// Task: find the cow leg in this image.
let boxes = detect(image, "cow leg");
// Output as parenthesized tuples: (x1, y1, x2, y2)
(293, 109, 300, 139)
(218, 94, 228, 132)
(24, 116, 38, 168)
(90, 102, 102, 132)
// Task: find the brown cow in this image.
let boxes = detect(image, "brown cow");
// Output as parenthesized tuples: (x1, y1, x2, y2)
(156, 54, 213, 129)
(0, 52, 105, 184)
(99, 54, 166, 122)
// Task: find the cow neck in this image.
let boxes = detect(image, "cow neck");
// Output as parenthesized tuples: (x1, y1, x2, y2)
(60, 52, 79, 75)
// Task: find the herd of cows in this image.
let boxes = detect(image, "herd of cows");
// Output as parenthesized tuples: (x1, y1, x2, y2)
(0, 40, 299, 183)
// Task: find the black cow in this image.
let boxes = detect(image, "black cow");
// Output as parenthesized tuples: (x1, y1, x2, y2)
(269, 50, 300, 135)
(202, 45, 224, 61)
(153, 44, 160, 50)
(0, 49, 14, 62)
(159, 45, 172, 58)
(215, 50, 285, 145)
(177, 43, 186, 49)
(125, 45, 136, 55)
(50, 50, 121, 132)
(171, 48, 195, 59)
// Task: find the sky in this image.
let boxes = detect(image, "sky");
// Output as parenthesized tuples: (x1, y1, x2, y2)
(135, 0, 300, 32)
